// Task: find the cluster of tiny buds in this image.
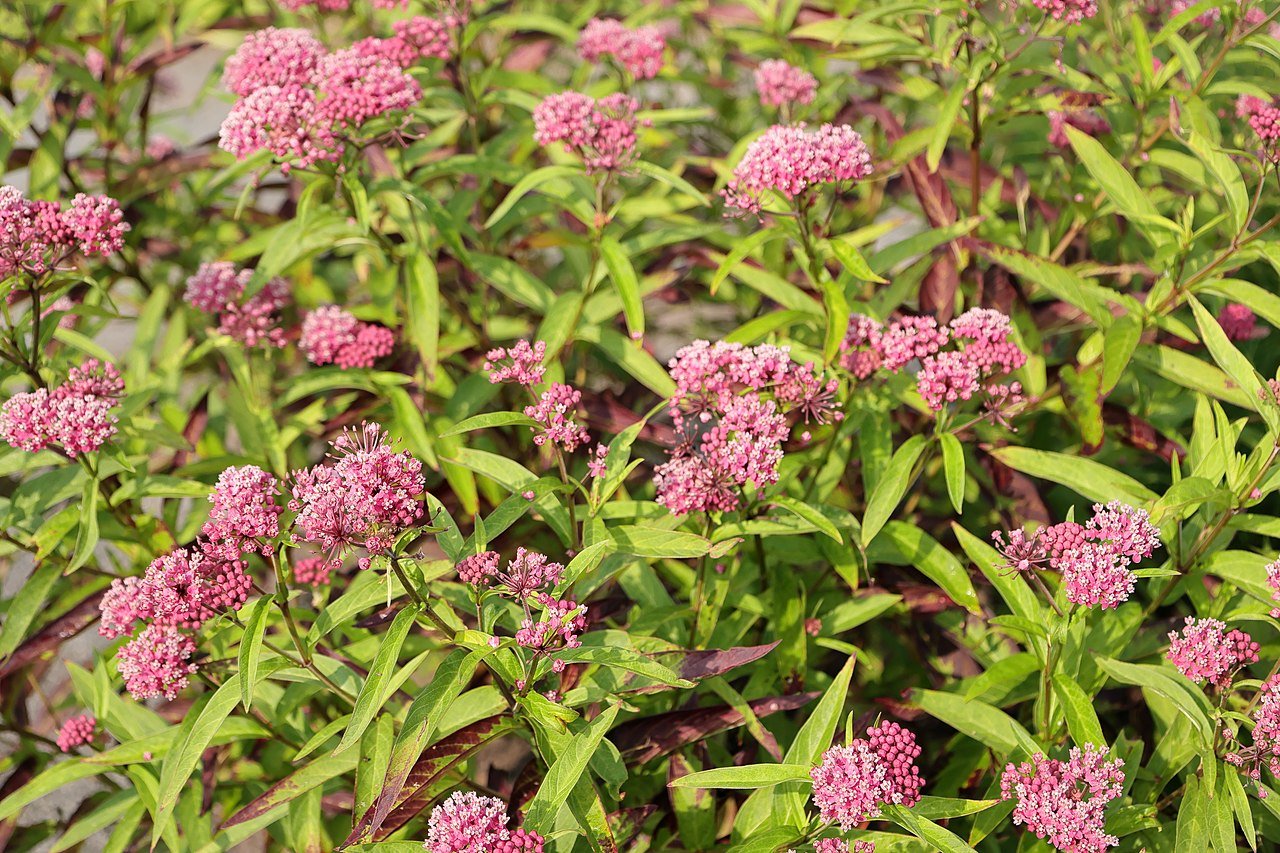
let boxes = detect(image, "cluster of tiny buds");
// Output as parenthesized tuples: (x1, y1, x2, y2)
(56, 714, 97, 752)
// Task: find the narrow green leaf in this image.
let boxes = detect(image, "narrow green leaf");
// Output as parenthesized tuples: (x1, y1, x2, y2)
(667, 764, 812, 789)
(238, 596, 272, 712)
(882, 521, 980, 614)
(524, 703, 621, 834)
(940, 433, 965, 514)
(600, 236, 644, 338)
(1052, 674, 1105, 747)
(771, 496, 843, 544)
(336, 606, 417, 754)
(861, 435, 926, 546)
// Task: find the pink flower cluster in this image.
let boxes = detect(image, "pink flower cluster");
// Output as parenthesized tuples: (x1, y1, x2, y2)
(755, 60, 817, 108)
(485, 340, 546, 386)
(425, 791, 545, 853)
(841, 309, 1027, 414)
(1000, 745, 1124, 853)
(805, 841, 875, 853)
(1047, 109, 1110, 148)
(219, 28, 421, 172)
(299, 305, 396, 369)
(1238, 94, 1280, 161)
(1166, 617, 1258, 688)
(809, 722, 924, 830)
(355, 14, 460, 68)
(99, 546, 251, 639)
(524, 383, 591, 452)
(577, 18, 666, 79)
(515, 595, 587, 670)
(655, 341, 837, 515)
(293, 556, 333, 587)
(290, 422, 424, 568)
(993, 501, 1161, 609)
(0, 186, 127, 280)
(0, 359, 123, 456)
(533, 91, 646, 173)
(1033, 0, 1099, 24)
(458, 547, 564, 598)
(185, 262, 289, 348)
(1227, 675, 1280, 789)
(98, 538, 253, 701)
(56, 714, 97, 752)
(202, 465, 283, 558)
(722, 123, 872, 215)
(1219, 303, 1261, 341)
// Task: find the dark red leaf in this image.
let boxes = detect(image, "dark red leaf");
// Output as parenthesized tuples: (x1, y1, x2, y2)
(0, 592, 103, 678)
(611, 692, 816, 764)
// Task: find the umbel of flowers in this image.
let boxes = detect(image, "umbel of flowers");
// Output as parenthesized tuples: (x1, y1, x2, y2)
(184, 261, 289, 349)
(0, 359, 123, 456)
(1000, 745, 1125, 853)
(840, 308, 1027, 418)
(0, 185, 128, 284)
(993, 500, 1162, 610)
(485, 339, 592, 453)
(424, 791, 545, 852)
(218, 25, 434, 173)
(654, 340, 837, 515)
(723, 123, 872, 216)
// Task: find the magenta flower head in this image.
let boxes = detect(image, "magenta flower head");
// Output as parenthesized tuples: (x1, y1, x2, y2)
(1032, 0, 1099, 24)
(533, 91, 645, 173)
(116, 624, 198, 701)
(293, 556, 333, 587)
(0, 186, 128, 280)
(300, 305, 395, 369)
(56, 714, 97, 752)
(809, 722, 924, 830)
(524, 383, 591, 452)
(577, 18, 666, 79)
(137, 546, 252, 630)
(722, 123, 872, 216)
(1166, 617, 1259, 688)
(1219, 303, 1261, 341)
(203, 464, 283, 557)
(424, 791, 545, 853)
(484, 340, 547, 386)
(0, 360, 123, 456)
(222, 27, 325, 97)
(840, 314, 885, 379)
(755, 59, 817, 108)
(1227, 675, 1280, 788)
(1000, 745, 1123, 853)
(456, 550, 501, 586)
(289, 422, 425, 566)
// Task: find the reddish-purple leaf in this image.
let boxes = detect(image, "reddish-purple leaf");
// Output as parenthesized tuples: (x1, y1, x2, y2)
(611, 692, 816, 764)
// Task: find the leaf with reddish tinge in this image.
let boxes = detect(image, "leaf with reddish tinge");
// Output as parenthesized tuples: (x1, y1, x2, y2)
(673, 641, 780, 682)
(221, 751, 358, 828)
(612, 693, 817, 764)
(0, 592, 103, 677)
(608, 806, 658, 850)
(342, 716, 513, 845)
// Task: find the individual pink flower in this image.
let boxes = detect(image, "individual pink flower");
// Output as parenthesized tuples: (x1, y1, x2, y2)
(755, 59, 817, 108)
(1219, 303, 1261, 340)
(524, 383, 591, 452)
(64, 194, 128, 258)
(485, 340, 547, 386)
(289, 423, 424, 566)
(312, 49, 422, 130)
(1167, 617, 1259, 688)
(587, 443, 609, 478)
(488, 548, 565, 599)
(723, 124, 872, 215)
(203, 465, 282, 557)
(116, 625, 198, 701)
(533, 91, 645, 173)
(1033, 0, 1099, 25)
(99, 576, 147, 639)
(1000, 746, 1124, 853)
(222, 28, 325, 97)
(577, 18, 666, 79)
(56, 714, 97, 752)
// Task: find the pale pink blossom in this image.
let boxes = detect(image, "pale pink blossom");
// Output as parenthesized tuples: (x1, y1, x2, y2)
(1001, 746, 1123, 853)
(116, 625, 198, 701)
(754, 59, 817, 108)
(723, 124, 872, 215)
(578, 18, 666, 79)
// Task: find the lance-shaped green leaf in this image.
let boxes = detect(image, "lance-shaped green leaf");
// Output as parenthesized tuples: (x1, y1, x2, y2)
(237, 596, 272, 712)
(1189, 295, 1276, 431)
(524, 703, 621, 834)
(335, 605, 417, 754)
(861, 435, 926, 546)
(667, 764, 812, 789)
(882, 521, 980, 614)
(600, 235, 644, 338)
